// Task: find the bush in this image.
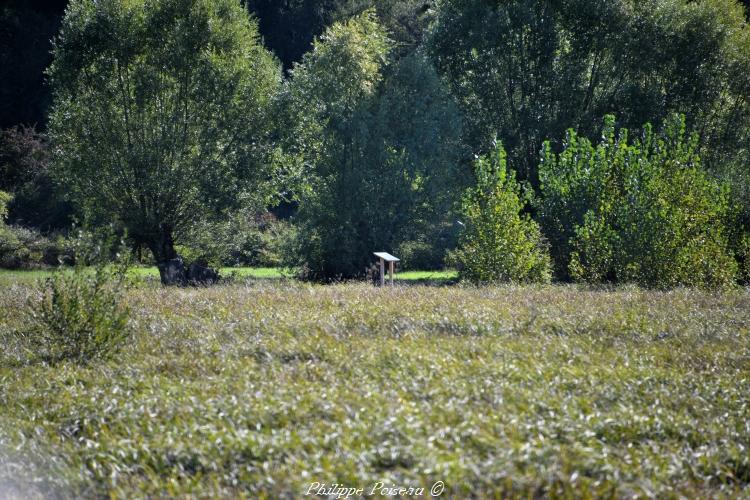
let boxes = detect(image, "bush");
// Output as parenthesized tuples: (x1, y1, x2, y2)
(225, 214, 296, 268)
(540, 115, 738, 289)
(396, 222, 460, 271)
(1, 190, 79, 269)
(449, 142, 551, 284)
(0, 224, 24, 267)
(737, 233, 750, 285)
(0, 190, 10, 219)
(397, 240, 443, 271)
(0, 125, 73, 230)
(0, 225, 75, 269)
(179, 212, 297, 268)
(27, 263, 131, 365)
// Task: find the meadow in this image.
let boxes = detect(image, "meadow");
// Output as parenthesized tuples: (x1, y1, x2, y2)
(0, 268, 459, 286)
(0, 276, 748, 498)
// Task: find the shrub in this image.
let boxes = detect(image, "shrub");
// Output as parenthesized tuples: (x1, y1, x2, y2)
(0, 225, 70, 268)
(397, 222, 459, 271)
(0, 125, 73, 230)
(449, 142, 551, 284)
(1, 191, 77, 268)
(398, 240, 443, 271)
(27, 263, 131, 365)
(179, 212, 297, 268)
(224, 214, 297, 268)
(0, 224, 23, 267)
(540, 115, 738, 289)
(736, 233, 750, 285)
(0, 192, 34, 268)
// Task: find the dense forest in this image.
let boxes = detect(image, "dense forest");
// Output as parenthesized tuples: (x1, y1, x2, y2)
(2, 0, 750, 287)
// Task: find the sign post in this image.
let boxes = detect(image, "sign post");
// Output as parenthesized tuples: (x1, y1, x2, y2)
(373, 252, 400, 287)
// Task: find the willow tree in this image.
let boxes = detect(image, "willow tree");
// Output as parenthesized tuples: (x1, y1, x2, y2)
(48, 0, 280, 284)
(282, 10, 464, 280)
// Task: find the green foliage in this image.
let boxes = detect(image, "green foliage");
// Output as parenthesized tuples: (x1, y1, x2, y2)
(397, 240, 437, 270)
(0, 225, 74, 269)
(48, 0, 281, 267)
(540, 115, 738, 288)
(283, 9, 393, 162)
(283, 11, 464, 280)
(279, 9, 392, 280)
(332, 0, 436, 55)
(734, 232, 750, 284)
(231, 216, 297, 268)
(367, 52, 466, 242)
(179, 211, 297, 268)
(397, 231, 455, 271)
(449, 143, 551, 284)
(27, 261, 130, 365)
(0, 125, 71, 230)
(0, 190, 10, 221)
(0, 191, 67, 269)
(0, 190, 73, 269)
(247, 0, 434, 69)
(427, 0, 750, 186)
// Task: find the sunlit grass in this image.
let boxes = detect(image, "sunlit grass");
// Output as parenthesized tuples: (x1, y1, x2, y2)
(0, 269, 51, 285)
(0, 267, 288, 285)
(128, 266, 287, 280)
(0, 281, 748, 498)
(394, 269, 458, 281)
(0, 267, 456, 285)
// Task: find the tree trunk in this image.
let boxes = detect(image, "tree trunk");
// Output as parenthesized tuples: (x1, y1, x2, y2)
(149, 226, 186, 286)
(147, 226, 219, 286)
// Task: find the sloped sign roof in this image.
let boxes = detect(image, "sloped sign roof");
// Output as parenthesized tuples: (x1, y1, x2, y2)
(373, 252, 400, 262)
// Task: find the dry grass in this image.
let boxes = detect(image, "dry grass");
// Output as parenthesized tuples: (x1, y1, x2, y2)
(1, 281, 749, 498)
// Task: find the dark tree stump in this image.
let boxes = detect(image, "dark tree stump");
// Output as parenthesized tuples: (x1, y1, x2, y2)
(187, 260, 220, 286)
(157, 257, 187, 286)
(367, 263, 382, 287)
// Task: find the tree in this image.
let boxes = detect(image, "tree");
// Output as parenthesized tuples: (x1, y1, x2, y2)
(0, 126, 71, 230)
(367, 52, 466, 268)
(333, 0, 435, 56)
(282, 10, 463, 280)
(449, 142, 551, 284)
(247, 0, 434, 70)
(427, 0, 750, 188)
(48, 0, 281, 284)
(539, 115, 738, 288)
(280, 10, 391, 280)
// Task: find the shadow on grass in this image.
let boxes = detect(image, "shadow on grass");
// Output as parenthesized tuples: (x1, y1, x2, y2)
(0, 267, 461, 287)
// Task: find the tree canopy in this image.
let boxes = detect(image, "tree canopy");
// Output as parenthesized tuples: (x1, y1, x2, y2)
(282, 10, 463, 279)
(427, 0, 750, 186)
(2, 0, 750, 288)
(48, 0, 281, 283)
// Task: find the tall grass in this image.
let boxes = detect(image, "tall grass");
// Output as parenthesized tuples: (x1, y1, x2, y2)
(0, 282, 748, 497)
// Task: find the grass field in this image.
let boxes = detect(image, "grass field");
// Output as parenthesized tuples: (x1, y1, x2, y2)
(0, 267, 458, 286)
(1, 280, 749, 498)
(0, 267, 285, 285)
